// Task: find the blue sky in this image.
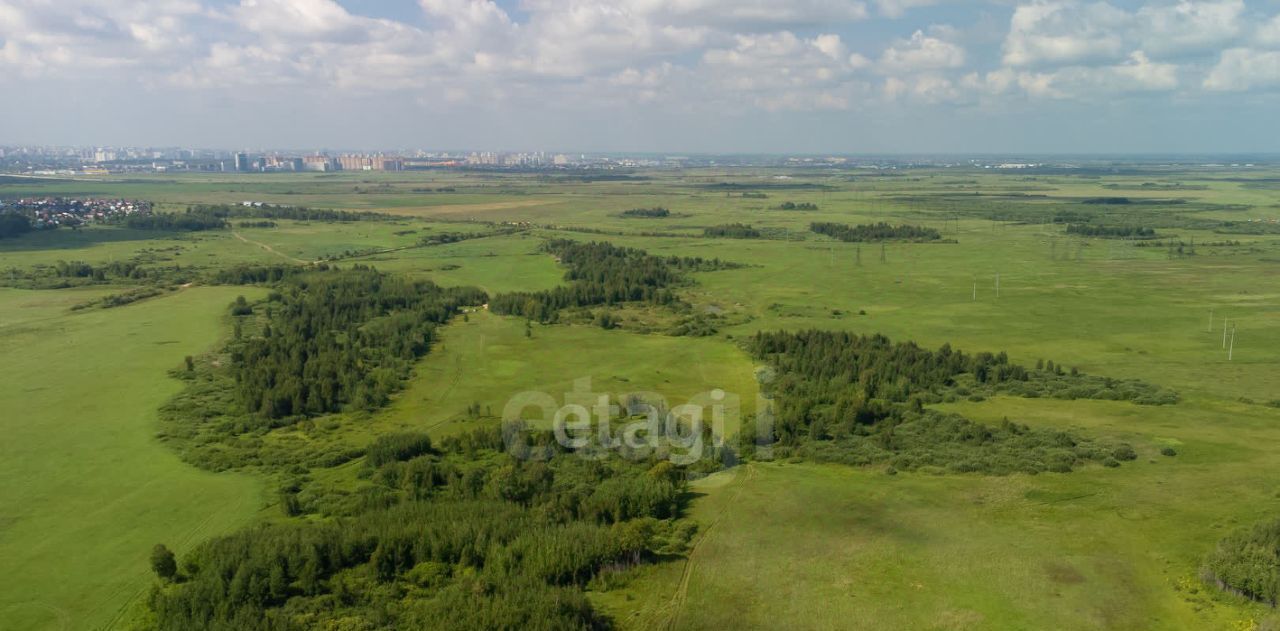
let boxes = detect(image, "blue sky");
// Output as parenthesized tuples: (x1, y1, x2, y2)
(0, 0, 1278, 153)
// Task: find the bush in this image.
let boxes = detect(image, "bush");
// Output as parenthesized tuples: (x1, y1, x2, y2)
(1161, 447, 1178, 457)
(366, 432, 434, 468)
(1112, 444, 1138, 461)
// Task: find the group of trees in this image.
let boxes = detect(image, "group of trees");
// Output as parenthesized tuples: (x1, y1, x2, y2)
(0, 211, 31, 238)
(748, 330, 1150, 473)
(489, 239, 736, 323)
(1065, 224, 1157, 238)
(620, 207, 670, 218)
(213, 263, 327, 285)
(187, 203, 395, 223)
(810, 221, 942, 242)
(231, 266, 487, 420)
(775, 202, 818, 211)
(750, 330, 1030, 442)
(703, 223, 761, 239)
(126, 209, 228, 232)
(1204, 518, 1280, 605)
(147, 423, 693, 630)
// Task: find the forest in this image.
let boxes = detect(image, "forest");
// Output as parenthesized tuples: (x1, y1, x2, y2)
(810, 221, 942, 242)
(489, 239, 736, 322)
(703, 223, 761, 238)
(620, 207, 670, 218)
(188, 203, 397, 223)
(126, 209, 228, 231)
(231, 267, 487, 420)
(748, 330, 1167, 473)
(1065, 223, 1158, 238)
(146, 424, 695, 631)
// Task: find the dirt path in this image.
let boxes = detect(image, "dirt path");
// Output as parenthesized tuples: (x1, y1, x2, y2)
(665, 464, 757, 630)
(231, 231, 309, 264)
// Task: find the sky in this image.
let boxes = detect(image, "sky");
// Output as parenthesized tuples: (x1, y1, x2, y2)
(1, 0, 1279, 154)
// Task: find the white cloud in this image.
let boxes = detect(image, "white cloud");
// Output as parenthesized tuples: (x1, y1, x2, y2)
(0, 1, 203, 76)
(2, 0, 1279, 122)
(1135, 0, 1244, 57)
(700, 31, 868, 110)
(879, 29, 965, 73)
(1003, 1, 1131, 67)
(874, 0, 940, 19)
(1257, 13, 1280, 47)
(1204, 47, 1280, 90)
(520, 0, 870, 29)
(1048, 50, 1179, 94)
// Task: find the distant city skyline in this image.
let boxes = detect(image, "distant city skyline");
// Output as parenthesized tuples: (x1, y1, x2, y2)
(1, 0, 1278, 154)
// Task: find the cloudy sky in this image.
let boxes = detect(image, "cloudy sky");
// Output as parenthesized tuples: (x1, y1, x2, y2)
(1, 0, 1279, 153)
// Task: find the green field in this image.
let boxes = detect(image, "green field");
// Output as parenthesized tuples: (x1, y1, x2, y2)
(0, 287, 263, 631)
(2, 167, 1279, 629)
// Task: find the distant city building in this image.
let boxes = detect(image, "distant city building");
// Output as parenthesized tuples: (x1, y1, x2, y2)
(234, 153, 250, 172)
(336, 154, 404, 171)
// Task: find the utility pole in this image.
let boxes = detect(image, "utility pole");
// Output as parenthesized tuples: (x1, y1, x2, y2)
(972, 283, 977, 301)
(996, 274, 1001, 299)
(1208, 309, 1213, 333)
(1223, 319, 1230, 349)
(1229, 327, 1236, 361)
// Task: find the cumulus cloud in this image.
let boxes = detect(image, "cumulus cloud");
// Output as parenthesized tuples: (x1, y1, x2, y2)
(1204, 47, 1280, 90)
(0, 0, 203, 75)
(1003, 1, 1131, 67)
(1, 0, 1279, 120)
(1135, 0, 1244, 57)
(879, 29, 965, 73)
(1257, 13, 1280, 46)
(699, 31, 870, 109)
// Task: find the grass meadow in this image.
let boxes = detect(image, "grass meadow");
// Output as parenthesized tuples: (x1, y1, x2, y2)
(0, 286, 263, 631)
(1, 167, 1278, 629)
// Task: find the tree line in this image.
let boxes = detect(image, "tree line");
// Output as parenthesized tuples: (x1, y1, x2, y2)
(232, 266, 487, 420)
(126, 209, 228, 232)
(620, 207, 670, 218)
(810, 221, 942, 242)
(188, 203, 398, 223)
(1065, 224, 1157, 238)
(489, 239, 737, 323)
(775, 202, 818, 210)
(703, 223, 761, 239)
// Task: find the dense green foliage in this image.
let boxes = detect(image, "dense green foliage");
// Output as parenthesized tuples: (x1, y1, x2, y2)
(0, 211, 32, 238)
(147, 425, 694, 630)
(233, 267, 486, 419)
(189, 203, 396, 223)
(489, 239, 735, 322)
(620, 207, 670, 218)
(810, 221, 942, 242)
(1205, 518, 1280, 605)
(749, 330, 1167, 472)
(775, 202, 818, 210)
(794, 412, 1138, 475)
(126, 210, 228, 232)
(703, 223, 762, 238)
(1066, 224, 1158, 238)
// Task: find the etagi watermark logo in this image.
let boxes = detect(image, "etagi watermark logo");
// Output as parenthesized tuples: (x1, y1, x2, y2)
(500, 376, 776, 465)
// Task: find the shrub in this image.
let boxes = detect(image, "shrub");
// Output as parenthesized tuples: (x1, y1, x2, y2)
(366, 432, 434, 468)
